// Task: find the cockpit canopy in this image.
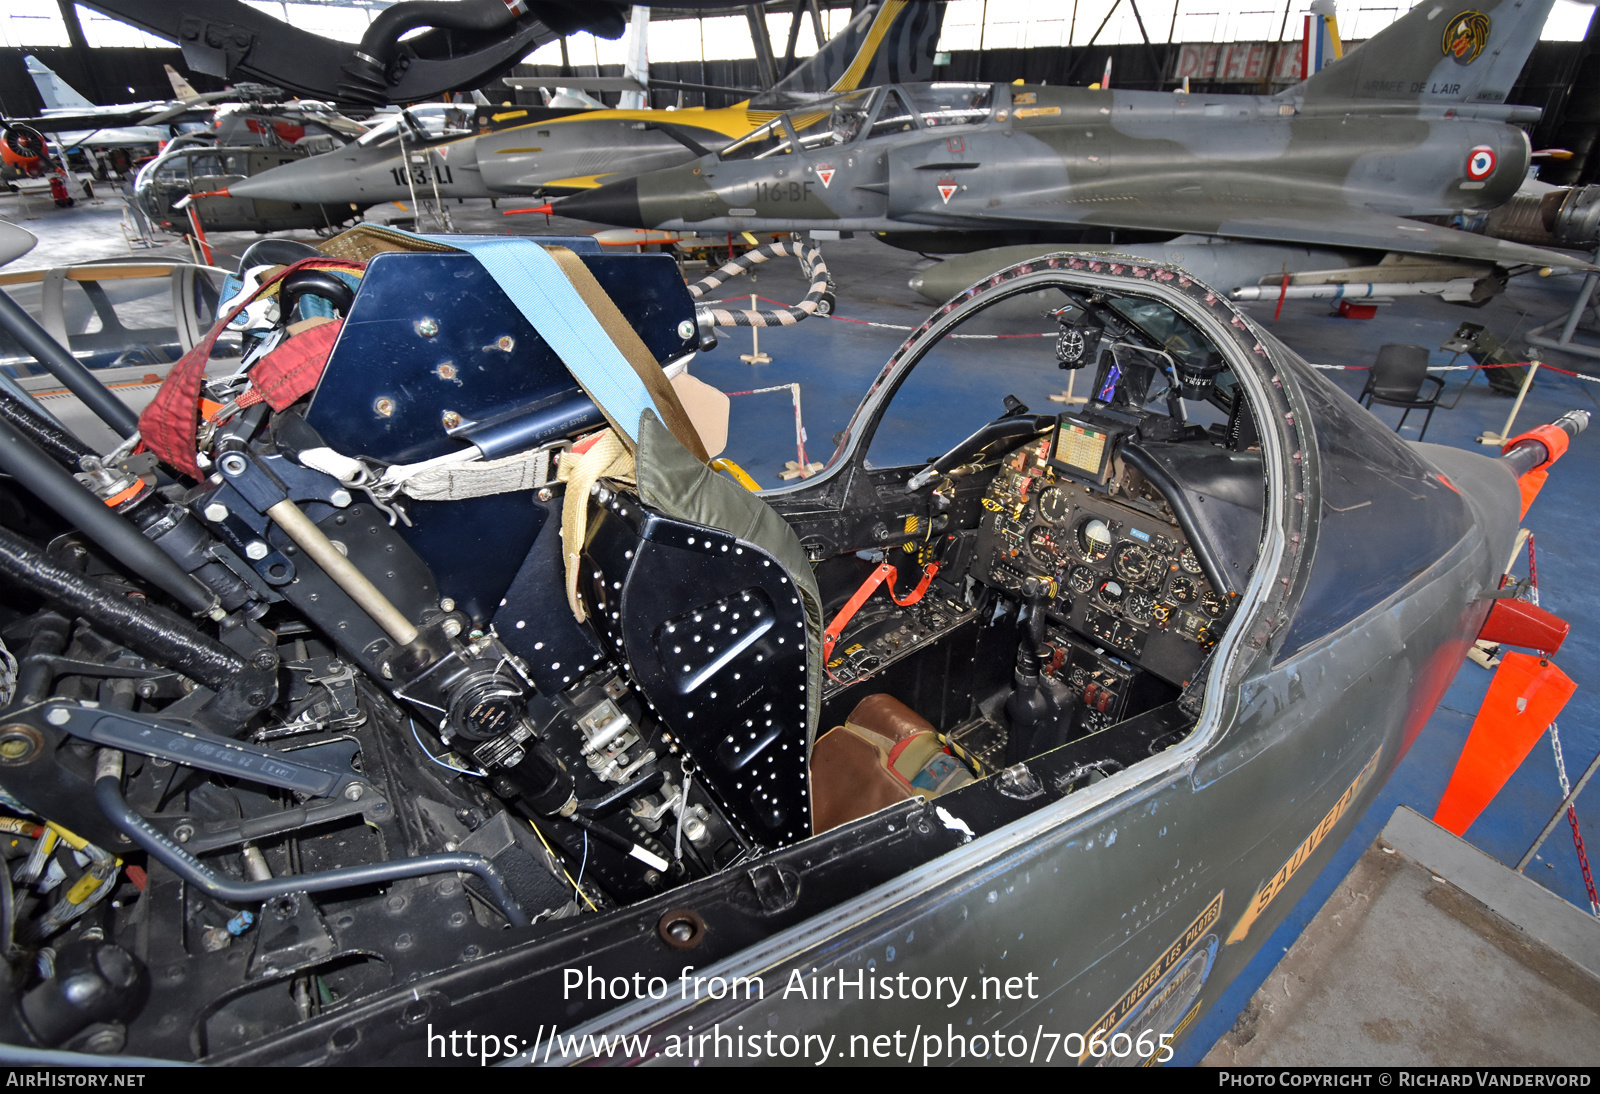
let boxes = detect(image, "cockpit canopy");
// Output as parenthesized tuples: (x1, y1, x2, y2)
(719, 83, 997, 162)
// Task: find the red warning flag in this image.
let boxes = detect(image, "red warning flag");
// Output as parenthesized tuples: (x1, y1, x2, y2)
(1434, 652, 1577, 836)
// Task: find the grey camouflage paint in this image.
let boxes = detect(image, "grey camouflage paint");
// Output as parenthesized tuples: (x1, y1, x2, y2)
(557, 0, 1592, 273)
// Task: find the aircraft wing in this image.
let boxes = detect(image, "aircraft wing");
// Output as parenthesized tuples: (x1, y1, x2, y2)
(958, 198, 1596, 271)
(17, 106, 170, 132)
(135, 89, 294, 128)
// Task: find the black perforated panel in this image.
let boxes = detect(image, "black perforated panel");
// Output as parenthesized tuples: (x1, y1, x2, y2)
(584, 495, 812, 845)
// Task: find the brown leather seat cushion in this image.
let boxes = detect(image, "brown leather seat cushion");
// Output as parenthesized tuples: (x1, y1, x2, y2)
(810, 725, 914, 835)
(810, 694, 940, 835)
(845, 693, 936, 746)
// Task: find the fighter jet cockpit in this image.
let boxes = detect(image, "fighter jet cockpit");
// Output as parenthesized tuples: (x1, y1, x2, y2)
(717, 83, 998, 163)
(776, 272, 1267, 832)
(715, 90, 879, 161)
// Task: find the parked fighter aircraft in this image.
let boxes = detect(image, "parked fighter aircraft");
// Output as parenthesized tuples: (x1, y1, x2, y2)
(0, 57, 192, 181)
(25, 54, 189, 127)
(223, 1, 944, 209)
(11, 56, 278, 147)
(905, 207, 1599, 307)
(21, 56, 169, 161)
(0, 57, 316, 189)
(549, 0, 1596, 294)
(129, 97, 382, 236)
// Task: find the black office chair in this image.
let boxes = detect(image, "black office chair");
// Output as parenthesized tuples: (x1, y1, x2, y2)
(1359, 343, 1444, 440)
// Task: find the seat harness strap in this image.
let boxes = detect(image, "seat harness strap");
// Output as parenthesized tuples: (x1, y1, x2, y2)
(418, 234, 707, 462)
(822, 560, 941, 663)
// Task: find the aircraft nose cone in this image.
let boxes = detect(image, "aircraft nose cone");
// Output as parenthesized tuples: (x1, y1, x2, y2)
(554, 177, 644, 228)
(228, 156, 349, 204)
(907, 263, 952, 302)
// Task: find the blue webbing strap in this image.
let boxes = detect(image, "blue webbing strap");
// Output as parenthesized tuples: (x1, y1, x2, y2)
(401, 232, 664, 447)
(446, 237, 663, 447)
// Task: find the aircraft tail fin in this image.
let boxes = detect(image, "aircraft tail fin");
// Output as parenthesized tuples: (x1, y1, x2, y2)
(619, 4, 649, 112)
(164, 64, 200, 102)
(748, 2, 945, 110)
(1287, 0, 1557, 105)
(1300, 0, 1343, 78)
(24, 55, 94, 111)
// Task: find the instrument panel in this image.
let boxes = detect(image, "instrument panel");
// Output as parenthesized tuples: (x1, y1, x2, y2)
(974, 433, 1233, 687)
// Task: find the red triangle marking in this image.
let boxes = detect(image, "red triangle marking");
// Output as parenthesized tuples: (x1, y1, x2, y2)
(817, 168, 835, 188)
(937, 182, 958, 203)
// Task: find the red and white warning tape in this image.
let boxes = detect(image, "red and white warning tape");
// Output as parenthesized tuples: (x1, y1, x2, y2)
(724, 382, 815, 477)
(1312, 360, 1600, 383)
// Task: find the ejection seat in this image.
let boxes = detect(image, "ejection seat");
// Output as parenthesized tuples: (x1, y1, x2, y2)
(582, 416, 972, 842)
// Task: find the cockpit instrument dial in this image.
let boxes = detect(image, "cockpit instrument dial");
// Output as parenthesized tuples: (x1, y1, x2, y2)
(1125, 591, 1154, 623)
(1097, 579, 1124, 606)
(1028, 525, 1062, 563)
(1069, 566, 1095, 594)
(1178, 546, 1202, 575)
(1057, 326, 1086, 365)
(1076, 518, 1113, 562)
(1169, 576, 1196, 604)
(1038, 486, 1073, 525)
(1201, 590, 1226, 618)
(1114, 542, 1152, 583)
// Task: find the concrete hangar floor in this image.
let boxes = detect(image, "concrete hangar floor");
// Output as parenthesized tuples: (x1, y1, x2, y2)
(8, 188, 1600, 1065)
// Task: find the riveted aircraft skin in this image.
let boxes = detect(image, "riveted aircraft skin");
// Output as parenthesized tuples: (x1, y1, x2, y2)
(558, 0, 1592, 272)
(225, 111, 752, 207)
(471, 113, 753, 195)
(587, 85, 1565, 269)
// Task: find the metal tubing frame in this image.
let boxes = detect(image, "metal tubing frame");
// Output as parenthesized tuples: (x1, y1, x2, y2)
(0, 384, 93, 469)
(0, 288, 139, 438)
(265, 498, 419, 645)
(0, 416, 217, 616)
(0, 526, 246, 700)
(95, 765, 528, 927)
(1525, 247, 1600, 361)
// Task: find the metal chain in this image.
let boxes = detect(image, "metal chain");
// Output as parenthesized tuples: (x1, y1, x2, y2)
(1526, 532, 1539, 605)
(1567, 799, 1599, 917)
(1547, 724, 1599, 917)
(1527, 535, 1600, 916)
(1552, 722, 1573, 797)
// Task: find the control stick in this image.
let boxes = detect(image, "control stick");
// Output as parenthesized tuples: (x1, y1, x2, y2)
(1004, 576, 1075, 763)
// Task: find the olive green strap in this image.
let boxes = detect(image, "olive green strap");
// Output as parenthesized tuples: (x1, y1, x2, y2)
(543, 245, 710, 464)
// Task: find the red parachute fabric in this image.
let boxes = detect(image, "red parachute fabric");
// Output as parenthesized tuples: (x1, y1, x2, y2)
(247, 319, 343, 412)
(138, 258, 362, 479)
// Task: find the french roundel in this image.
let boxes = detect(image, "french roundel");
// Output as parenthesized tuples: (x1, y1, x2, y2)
(1466, 145, 1496, 180)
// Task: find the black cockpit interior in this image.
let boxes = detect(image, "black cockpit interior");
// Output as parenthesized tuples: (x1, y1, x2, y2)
(788, 282, 1269, 834)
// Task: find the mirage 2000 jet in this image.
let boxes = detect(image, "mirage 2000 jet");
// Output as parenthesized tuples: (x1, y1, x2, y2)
(548, 0, 1600, 303)
(224, 2, 945, 210)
